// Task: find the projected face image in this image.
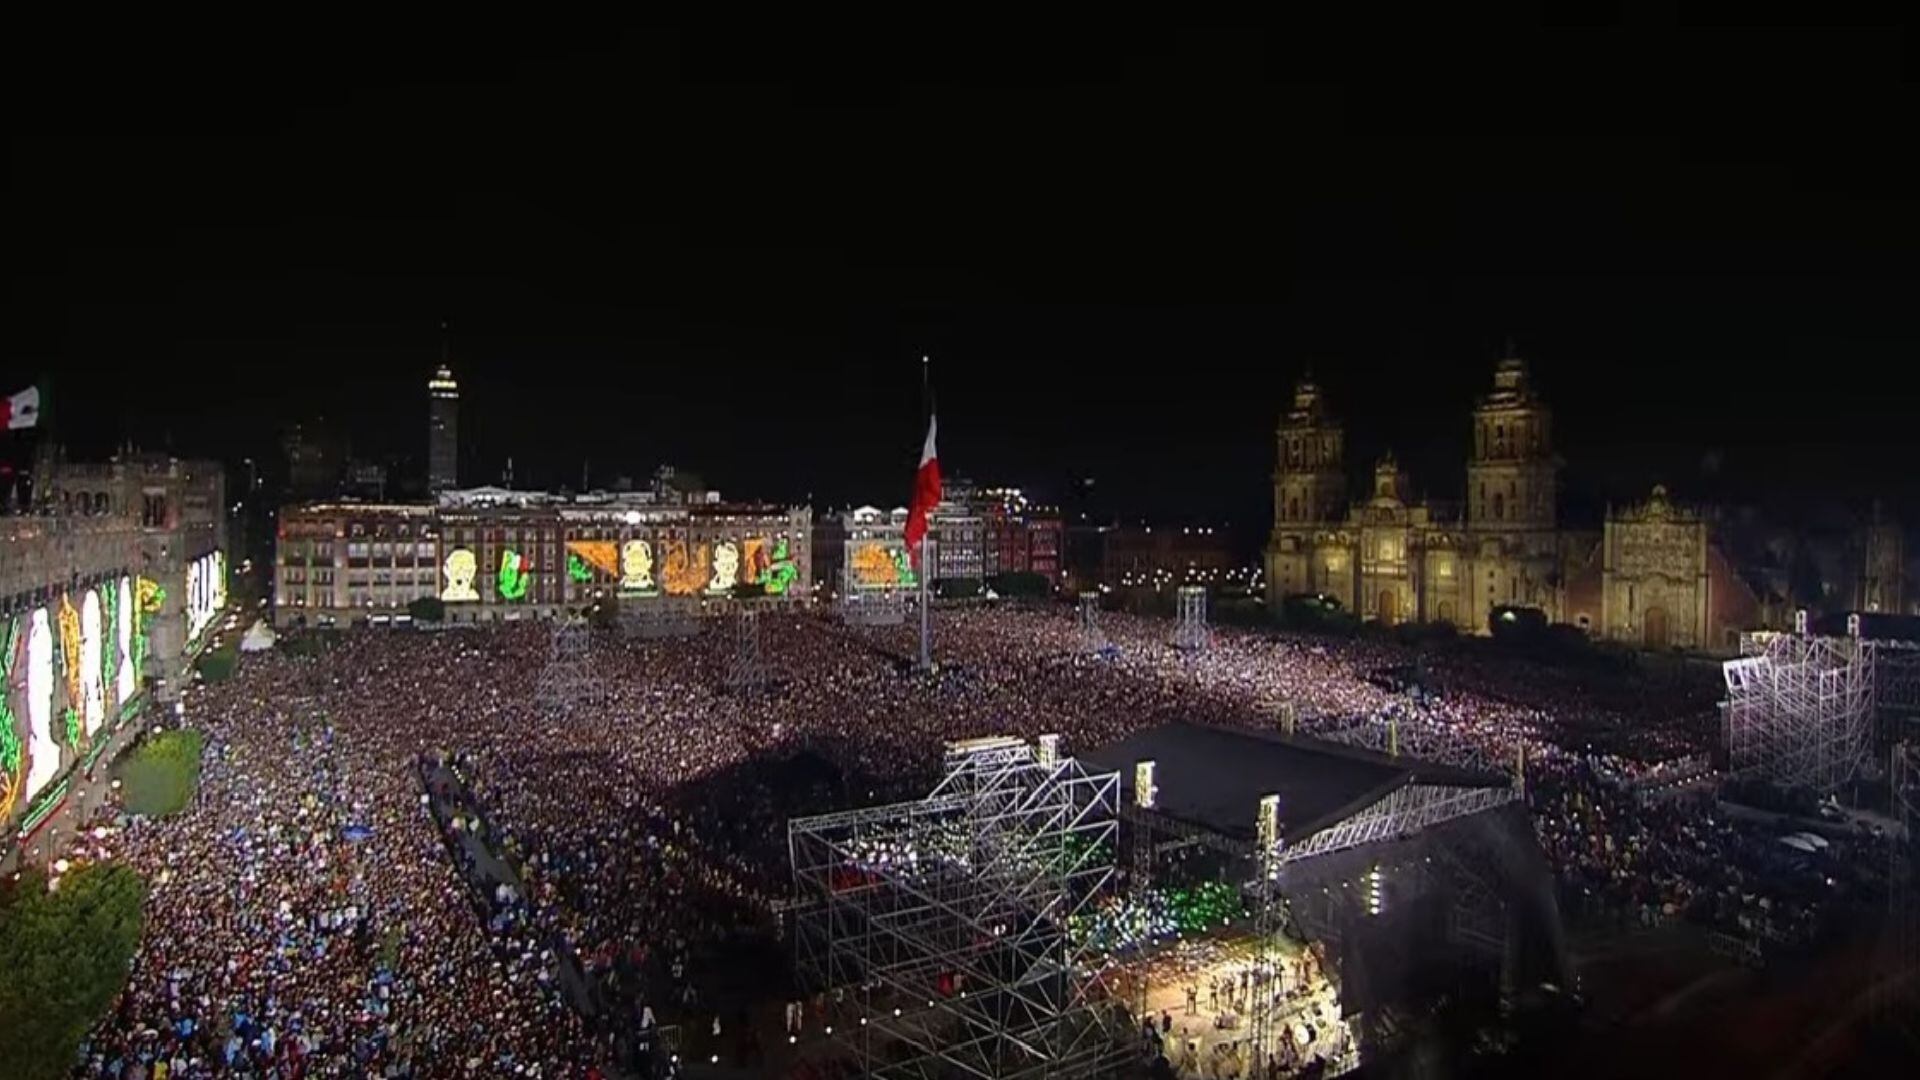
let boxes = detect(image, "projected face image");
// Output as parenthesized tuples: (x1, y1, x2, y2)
(442, 548, 480, 601)
(710, 541, 740, 593)
(621, 540, 655, 591)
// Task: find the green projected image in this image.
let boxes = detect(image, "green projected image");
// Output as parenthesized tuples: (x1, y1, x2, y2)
(764, 539, 799, 595)
(498, 549, 530, 600)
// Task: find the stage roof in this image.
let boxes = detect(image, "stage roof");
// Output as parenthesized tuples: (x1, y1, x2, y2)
(1081, 722, 1505, 844)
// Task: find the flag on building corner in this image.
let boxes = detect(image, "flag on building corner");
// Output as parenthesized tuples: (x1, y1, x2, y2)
(2, 385, 41, 430)
(904, 415, 941, 568)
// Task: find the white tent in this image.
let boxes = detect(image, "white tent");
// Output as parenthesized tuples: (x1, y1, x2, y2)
(239, 618, 278, 653)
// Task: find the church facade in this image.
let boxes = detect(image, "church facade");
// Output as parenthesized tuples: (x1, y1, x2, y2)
(1265, 353, 1767, 652)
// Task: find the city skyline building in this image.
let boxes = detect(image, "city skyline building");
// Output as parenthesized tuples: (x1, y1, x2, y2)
(427, 336, 460, 494)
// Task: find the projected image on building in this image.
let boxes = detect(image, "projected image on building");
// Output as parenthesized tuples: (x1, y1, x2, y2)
(662, 540, 710, 596)
(81, 589, 105, 738)
(442, 548, 480, 602)
(851, 541, 916, 590)
(620, 540, 656, 593)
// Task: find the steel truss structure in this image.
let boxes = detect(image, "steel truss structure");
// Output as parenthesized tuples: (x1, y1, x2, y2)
(841, 575, 909, 626)
(1172, 586, 1208, 652)
(534, 616, 603, 712)
(1724, 632, 1880, 791)
(789, 737, 1130, 1080)
(1876, 642, 1920, 744)
(1884, 742, 1920, 1040)
(1276, 782, 1521, 868)
(1113, 759, 1519, 1067)
(725, 606, 771, 694)
(1315, 716, 1514, 781)
(621, 597, 703, 639)
(1077, 593, 1109, 654)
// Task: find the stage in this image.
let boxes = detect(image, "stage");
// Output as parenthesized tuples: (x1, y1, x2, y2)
(1104, 933, 1357, 1077)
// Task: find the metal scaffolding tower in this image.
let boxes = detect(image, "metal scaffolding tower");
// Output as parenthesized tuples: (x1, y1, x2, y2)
(725, 605, 771, 695)
(1247, 794, 1286, 1066)
(841, 566, 909, 626)
(1724, 631, 1877, 792)
(1884, 742, 1920, 1041)
(622, 597, 703, 640)
(534, 616, 603, 712)
(1077, 593, 1108, 654)
(1172, 586, 1208, 652)
(789, 736, 1129, 1080)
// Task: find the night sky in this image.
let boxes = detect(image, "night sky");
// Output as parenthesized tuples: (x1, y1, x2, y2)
(7, 27, 1917, 538)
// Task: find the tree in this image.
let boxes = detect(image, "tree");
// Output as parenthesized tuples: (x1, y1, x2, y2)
(986, 572, 1051, 598)
(936, 578, 984, 600)
(115, 729, 205, 817)
(407, 596, 446, 623)
(195, 641, 238, 684)
(587, 594, 622, 630)
(0, 863, 147, 1080)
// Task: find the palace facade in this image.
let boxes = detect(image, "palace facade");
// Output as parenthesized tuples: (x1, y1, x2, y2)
(1265, 354, 1767, 652)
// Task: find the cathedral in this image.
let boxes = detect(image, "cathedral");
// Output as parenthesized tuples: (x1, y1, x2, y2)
(1265, 352, 1771, 652)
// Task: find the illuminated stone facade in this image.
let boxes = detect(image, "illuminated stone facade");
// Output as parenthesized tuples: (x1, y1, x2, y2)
(1265, 355, 1764, 650)
(274, 489, 810, 626)
(3, 452, 228, 837)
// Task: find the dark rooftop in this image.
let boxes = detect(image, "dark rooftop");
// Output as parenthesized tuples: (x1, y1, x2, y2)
(1081, 722, 1505, 843)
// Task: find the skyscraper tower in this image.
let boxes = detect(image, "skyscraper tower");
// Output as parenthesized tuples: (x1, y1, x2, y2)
(427, 326, 459, 494)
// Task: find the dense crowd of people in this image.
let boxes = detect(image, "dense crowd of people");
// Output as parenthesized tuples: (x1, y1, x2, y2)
(54, 601, 1887, 1076)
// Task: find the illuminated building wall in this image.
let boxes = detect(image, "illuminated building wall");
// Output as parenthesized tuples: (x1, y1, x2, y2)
(276, 498, 811, 624)
(80, 590, 105, 738)
(978, 489, 1065, 584)
(185, 550, 228, 647)
(0, 452, 216, 831)
(1264, 356, 1774, 651)
(815, 507, 913, 598)
(117, 575, 135, 705)
(24, 609, 59, 805)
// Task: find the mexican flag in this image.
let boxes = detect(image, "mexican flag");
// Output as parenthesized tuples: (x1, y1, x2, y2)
(903, 415, 941, 568)
(2, 385, 41, 430)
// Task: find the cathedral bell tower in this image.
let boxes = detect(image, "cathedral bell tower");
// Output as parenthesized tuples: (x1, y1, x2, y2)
(1266, 374, 1349, 610)
(1467, 350, 1556, 530)
(1273, 375, 1347, 528)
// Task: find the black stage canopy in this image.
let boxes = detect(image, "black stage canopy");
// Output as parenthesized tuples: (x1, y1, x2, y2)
(1082, 722, 1506, 843)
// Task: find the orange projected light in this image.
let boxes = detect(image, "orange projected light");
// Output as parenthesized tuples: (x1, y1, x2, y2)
(566, 540, 621, 579)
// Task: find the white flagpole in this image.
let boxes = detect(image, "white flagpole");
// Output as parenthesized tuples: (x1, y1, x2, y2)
(918, 354, 934, 673)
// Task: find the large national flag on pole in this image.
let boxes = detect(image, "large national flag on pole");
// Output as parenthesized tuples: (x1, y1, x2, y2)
(904, 414, 941, 567)
(2, 385, 42, 430)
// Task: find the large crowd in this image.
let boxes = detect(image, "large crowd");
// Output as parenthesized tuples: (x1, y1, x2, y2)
(55, 601, 1887, 1077)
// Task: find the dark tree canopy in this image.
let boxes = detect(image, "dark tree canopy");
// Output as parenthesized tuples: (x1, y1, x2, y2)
(0, 863, 147, 1080)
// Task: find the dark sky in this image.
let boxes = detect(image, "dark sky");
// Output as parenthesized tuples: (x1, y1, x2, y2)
(6, 26, 1917, 534)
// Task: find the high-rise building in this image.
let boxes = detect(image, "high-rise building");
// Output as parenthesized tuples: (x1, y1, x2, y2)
(427, 357, 459, 494)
